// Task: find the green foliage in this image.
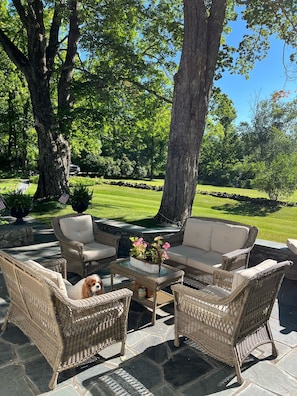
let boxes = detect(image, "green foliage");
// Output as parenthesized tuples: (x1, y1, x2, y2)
(3, 190, 32, 210)
(70, 184, 93, 205)
(239, 95, 297, 198)
(240, 1, 297, 79)
(199, 93, 242, 186)
(252, 154, 297, 200)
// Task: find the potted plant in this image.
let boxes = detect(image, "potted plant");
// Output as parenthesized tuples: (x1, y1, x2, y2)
(4, 190, 33, 224)
(129, 236, 170, 273)
(70, 184, 93, 213)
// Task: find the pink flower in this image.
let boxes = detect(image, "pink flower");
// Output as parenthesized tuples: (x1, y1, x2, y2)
(162, 242, 170, 250)
(134, 238, 143, 247)
(163, 251, 169, 260)
(130, 235, 170, 264)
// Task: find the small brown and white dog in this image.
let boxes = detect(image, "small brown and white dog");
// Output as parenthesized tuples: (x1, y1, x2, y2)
(66, 274, 105, 299)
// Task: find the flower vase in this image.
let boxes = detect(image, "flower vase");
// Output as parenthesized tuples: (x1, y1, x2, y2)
(130, 256, 160, 274)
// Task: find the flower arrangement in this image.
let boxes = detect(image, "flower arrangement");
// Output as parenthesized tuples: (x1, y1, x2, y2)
(129, 236, 170, 265)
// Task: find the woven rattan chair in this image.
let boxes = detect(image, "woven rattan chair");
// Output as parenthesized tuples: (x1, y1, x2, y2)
(171, 259, 292, 384)
(0, 250, 132, 389)
(52, 213, 120, 277)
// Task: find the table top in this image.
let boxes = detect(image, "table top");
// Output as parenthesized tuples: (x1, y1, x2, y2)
(111, 258, 184, 289)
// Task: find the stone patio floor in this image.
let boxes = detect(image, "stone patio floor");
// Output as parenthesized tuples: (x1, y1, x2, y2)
(0, 217, 297, 396)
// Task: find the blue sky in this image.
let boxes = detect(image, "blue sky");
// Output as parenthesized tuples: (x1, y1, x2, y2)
(215, 18, 296, 124)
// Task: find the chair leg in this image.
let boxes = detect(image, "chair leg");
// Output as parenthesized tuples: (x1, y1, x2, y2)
(266, 323, 278, 358)
(0, 307, 11, 335)
(233, 348, 244, 384)
(234, 364, 244, 385)
(48, 370, 59, 390)
(120, 340, 126, 356)
(173, 320, 180, 347)
(271, 340, 278, 358)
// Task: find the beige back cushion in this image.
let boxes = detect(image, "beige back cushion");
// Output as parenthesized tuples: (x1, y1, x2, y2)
(183, 218, 214, 252)
(24, 260, 68, 296)
(287, 238, 297, 255)
(211, 222, 249, 254)
(231, 259, 277, 292)
(59, 215, 94, 244)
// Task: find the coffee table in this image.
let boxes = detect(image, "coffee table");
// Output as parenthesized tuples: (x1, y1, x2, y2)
(110, 258, 184, 325)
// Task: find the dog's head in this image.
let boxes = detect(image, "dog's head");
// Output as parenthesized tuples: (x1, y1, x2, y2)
(82, 275, 104, 298)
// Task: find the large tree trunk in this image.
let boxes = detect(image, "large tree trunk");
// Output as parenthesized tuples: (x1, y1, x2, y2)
(0, 0, 80, 199)
(155, 0, 227, 226)
(28, 76, 69, 198)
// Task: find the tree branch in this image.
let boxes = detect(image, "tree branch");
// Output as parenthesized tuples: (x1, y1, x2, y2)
(0, 28, 28, 72)
(128, 79, 172, 104)
(12, 0, 29, 29)
(46, 3, 63, 77)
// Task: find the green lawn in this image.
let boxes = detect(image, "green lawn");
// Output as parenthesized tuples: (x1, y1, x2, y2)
(1, 177, 296, 244)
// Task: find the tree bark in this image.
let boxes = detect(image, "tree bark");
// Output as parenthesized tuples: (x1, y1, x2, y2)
(0, 1, 80, 199)
(155, 0, 227, 225)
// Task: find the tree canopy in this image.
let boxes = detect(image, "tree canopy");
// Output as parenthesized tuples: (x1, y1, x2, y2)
(0, 0, 296, 223)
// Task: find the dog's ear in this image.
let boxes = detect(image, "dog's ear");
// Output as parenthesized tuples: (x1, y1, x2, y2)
(82, 279, 91, 298)
(100, 279, 105, 293)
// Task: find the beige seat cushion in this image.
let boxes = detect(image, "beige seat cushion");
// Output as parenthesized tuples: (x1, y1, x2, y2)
(83, 241, 116, 262)
(59, 215, 94, 244)
(287, 238, 297, 255)
(167, 245, 199, 265)
(231, 259, 277, 292)
(211, 222, 249, 254)
(183, 218, 214, 252)
(24, 259, 68, 296)
(187, 251, 222, 274)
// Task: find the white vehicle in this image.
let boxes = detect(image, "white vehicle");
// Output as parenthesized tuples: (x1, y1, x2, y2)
(70, 164, 80, 175)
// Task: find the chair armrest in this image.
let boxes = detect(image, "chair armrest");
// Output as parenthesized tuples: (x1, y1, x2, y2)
(59, 240, 84, 262)
(222, 247, 252, 271)
(171, 283, 232, 307)
(52, 287, 133, 335)
(41, 258, 67, 278)
(212, 269, 234, 292)
(163, 231, 184, 247)
(93, 225, 120, 249)
(171, 284, 239, 336)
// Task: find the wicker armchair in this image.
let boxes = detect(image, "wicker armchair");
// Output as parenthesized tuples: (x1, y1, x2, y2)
(52, 213, 120, 277)
(171, 259, 292, 384)
(0, 251, 132, 389)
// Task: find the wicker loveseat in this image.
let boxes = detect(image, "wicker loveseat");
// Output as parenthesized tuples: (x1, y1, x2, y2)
(165, 216, 258, 286)
(171, 259, 292, 384)
(0, 250, 132, 389)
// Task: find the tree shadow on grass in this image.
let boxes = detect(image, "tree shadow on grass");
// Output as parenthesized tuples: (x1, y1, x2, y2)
(212, 201, 282, 217)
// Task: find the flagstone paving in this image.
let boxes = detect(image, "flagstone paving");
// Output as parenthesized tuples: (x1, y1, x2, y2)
(0, 217, 297, 396)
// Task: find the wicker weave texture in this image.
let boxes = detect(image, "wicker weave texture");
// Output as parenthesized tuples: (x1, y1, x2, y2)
(171, 260, 292, 384)
(0, 250, 132, 389)
(52, 213, 120, 277)
(165, 216, 258, 286)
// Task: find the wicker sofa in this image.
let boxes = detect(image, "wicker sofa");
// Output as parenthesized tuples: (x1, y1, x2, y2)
(165, 216, 258, 286)
(0, 250, 132, 389)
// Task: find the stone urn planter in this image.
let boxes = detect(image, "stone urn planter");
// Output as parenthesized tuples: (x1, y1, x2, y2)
(10, 207, 31, 224)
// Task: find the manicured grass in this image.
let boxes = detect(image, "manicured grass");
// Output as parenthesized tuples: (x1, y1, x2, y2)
(1, 177, 296, 243)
